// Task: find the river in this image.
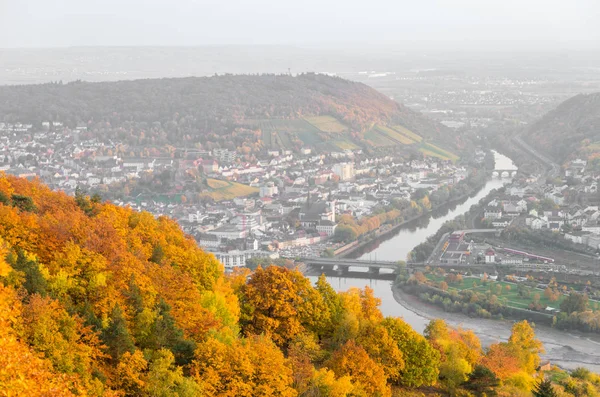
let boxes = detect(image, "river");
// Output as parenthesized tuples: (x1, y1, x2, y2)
(310, 151, 600, 371)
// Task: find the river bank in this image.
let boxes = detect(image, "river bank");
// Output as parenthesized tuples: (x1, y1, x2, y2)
(335, 179, 489, 259)
(313, 151, 600, 372)
(391, 283, 600, 371)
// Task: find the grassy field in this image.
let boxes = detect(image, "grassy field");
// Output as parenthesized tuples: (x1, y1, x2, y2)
(331, 139, 361, 150)
(203, 179, 258, 201)
(206, 179, 230, 189)
(419, 143, 459, 161)
(392, 125, 423, 142)
(426, 274, 567, 310)
(304, 115, 348, 133)
(252, 117, 458, 160)
(376, 125, 416, 145)
(364, 128, 398, 147)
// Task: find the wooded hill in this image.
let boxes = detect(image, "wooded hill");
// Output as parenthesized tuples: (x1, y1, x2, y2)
(1, 174, 599, 396)
(525, 92, 600, 166)
(0, 74, 461, 157)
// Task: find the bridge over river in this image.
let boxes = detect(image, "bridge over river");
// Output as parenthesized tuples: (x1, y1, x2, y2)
(492, 169, 518, 178)
(301, 229, 499, 278)
(302, 257, 413, 275)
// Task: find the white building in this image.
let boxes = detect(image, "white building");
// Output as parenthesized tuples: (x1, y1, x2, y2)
(214, 250, 279, 270)
(332, 162, 355, 181)
(260, 182, 279, 198)
(316, 220, 337, 236)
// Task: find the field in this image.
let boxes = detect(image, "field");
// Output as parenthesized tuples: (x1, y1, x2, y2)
(206, 179, 230, 189)
(419, 143, 459, 161)
(304, 115, 348, 133)
(364, 124, 427, 148)
(392, 125, 423, 142)
(376, 125, 415, 145)
(203, 178, 258, 201)
(364, 128, 397, 147)
(331, 139, 361, 150)
(253, 117, 458, 159)
(426, 274, 566, 309)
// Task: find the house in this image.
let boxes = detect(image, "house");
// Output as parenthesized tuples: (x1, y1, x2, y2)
(484, 249, 496, 264)
(492, 218, 511, 228)
(332, 163, 355, 181)
(198, 233, 220, 249)
(583, 221, 600, 235)
(316, 220, 337, 236)
(564, 231, 590, 245)
(201, 159, 219, 174)
(259, 182, 278, 198)
(214, 249, 279, 270)
(484, 206, 503, 220)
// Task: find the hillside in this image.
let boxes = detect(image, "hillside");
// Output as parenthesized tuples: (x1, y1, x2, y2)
(525, 92, 600, 166)
(0, 74, 460, 157)
(2, 175, 599, 396)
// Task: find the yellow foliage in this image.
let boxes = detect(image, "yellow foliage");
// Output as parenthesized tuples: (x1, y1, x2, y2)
(192, 335, 297, 397)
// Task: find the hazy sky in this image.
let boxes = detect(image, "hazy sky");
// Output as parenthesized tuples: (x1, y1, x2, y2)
(1, 0, 599, 49)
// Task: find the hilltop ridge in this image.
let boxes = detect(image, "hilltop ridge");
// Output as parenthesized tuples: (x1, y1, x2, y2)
(524, 92, 600, 166)
(0, 73, 460, 156)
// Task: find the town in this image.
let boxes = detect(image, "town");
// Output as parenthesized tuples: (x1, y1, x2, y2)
(0, 120, 481, 270)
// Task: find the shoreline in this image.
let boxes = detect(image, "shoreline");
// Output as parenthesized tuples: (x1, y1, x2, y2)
(390, 282, 600, 371)
(336, 178, 489, 258)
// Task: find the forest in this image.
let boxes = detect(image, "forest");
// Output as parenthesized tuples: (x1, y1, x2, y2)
(0, 74, 459, 154)
(525, 92, 600, 164)
(1, 173, 600, 397)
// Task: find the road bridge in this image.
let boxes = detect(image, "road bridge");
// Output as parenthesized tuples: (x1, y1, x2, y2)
(301, 257, 413, 276)
(301, 230, 499, 275)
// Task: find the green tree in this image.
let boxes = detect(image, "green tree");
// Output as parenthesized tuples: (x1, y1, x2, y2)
(382, 317, 440, 387)
(560, 292, 589, 314)
(11, 194, 36, 212)
(146, 349, 202, 397)
(150, 244, 165, 264)
(532, 379, 558, 397)
(463, 364, 499, 397)
(103, 304, 135, 362)
(146, 299, 196, 366)
(10, 250, 47, 296)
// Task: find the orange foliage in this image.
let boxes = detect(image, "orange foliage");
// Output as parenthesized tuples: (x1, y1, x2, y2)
(480, 343, 521, 380)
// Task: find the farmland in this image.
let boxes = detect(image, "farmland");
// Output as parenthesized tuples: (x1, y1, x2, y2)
(253, 116, 459, 160)
(392, 125, 423, 142)
(419, 142, 459, 161)
(376, 125, 415, 145)
(304, 115, 348, 133)
(364, 128, 398, 147)
(203, 178, 259, 201)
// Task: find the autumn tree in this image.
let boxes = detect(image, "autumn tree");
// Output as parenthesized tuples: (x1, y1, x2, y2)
(326, 340, 391, 397)
(507, 321, 544, 375)
(145, 349, 202, 397)
(560, 292, 589, 314)
(192, 335, 296, 397)
(240, 266, 329, 346)
(480, 343, 521, 381)
(425, 320, 482, 394)
(382, 317, 440, 387)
